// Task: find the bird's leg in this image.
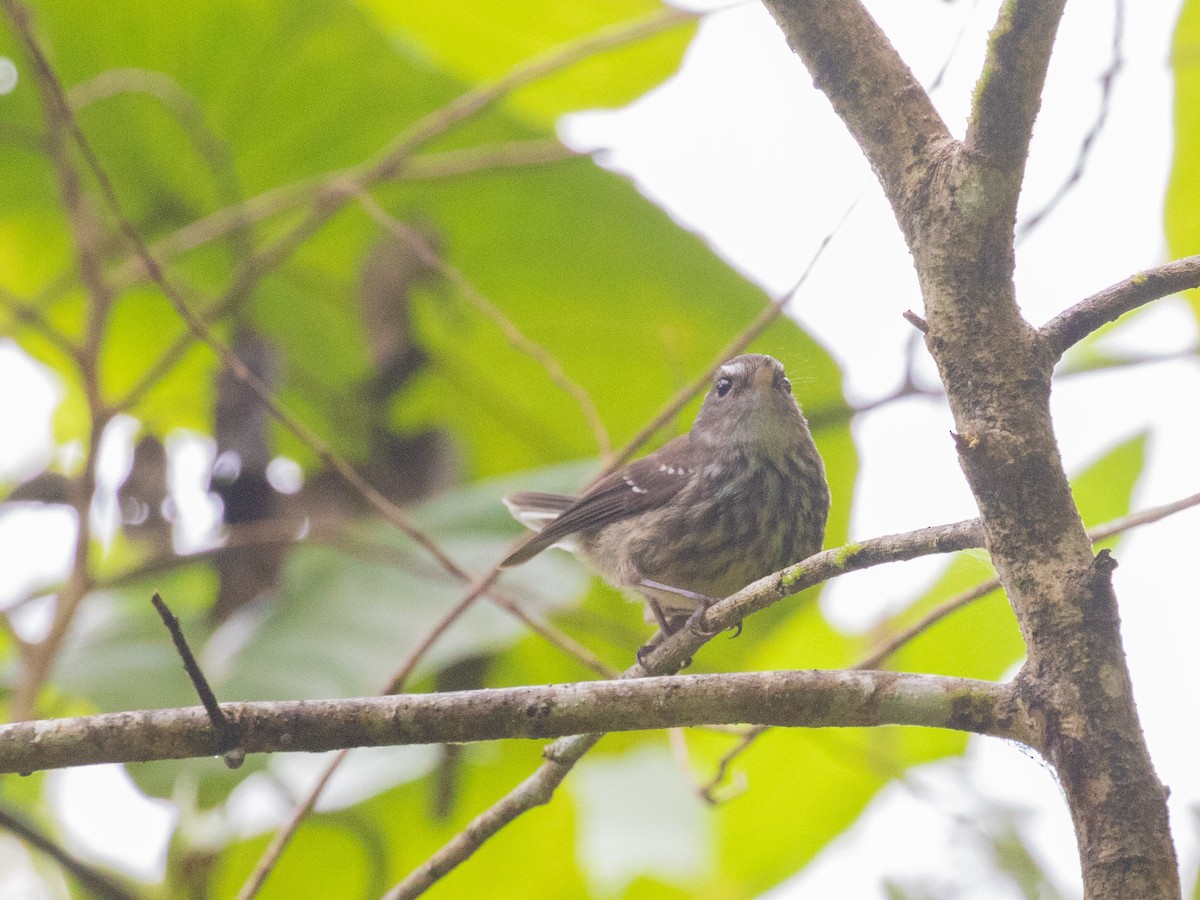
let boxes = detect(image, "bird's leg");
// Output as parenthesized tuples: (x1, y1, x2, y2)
(636, 599, 674, 668)
(644, 597, 675, 634)
(639, 579, 720, 638)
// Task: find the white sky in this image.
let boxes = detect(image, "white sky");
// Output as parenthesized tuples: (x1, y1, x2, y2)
(1, 0, 1196, 897)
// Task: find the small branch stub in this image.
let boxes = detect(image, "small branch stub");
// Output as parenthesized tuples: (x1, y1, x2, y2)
(903, 309, 929, 333)
(151, 592, 243, 768)
(951, 431, 980, 453)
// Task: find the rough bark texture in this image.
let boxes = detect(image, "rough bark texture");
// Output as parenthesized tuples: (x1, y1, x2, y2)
(762, 0, 1178, 896)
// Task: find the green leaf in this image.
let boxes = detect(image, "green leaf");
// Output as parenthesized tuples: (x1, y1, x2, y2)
(217, 463, 591, 702)
(214, 740, 590, 898)
(357, 1, 696, 126)
(2, 0, 859, 894)
(59, 465, 590, 706)
(1167, 0, 1200, 321)
(391, 158, 853, 482)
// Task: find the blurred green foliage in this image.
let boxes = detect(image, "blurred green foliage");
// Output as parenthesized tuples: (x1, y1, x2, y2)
(1169, 0, 1200, 318)
(0, 0, 1159, 897)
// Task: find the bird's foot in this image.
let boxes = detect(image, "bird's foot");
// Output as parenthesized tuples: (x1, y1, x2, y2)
(640, 579, 721, 638)
(684, 599, 719, 638)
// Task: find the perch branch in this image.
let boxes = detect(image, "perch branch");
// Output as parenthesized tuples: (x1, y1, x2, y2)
(0, 671, 1029, 776)
(698, 489, 1200, 800)
(384, 519, 985, 896)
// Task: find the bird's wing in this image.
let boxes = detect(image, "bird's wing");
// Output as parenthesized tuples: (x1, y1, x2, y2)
(501, 436, 697, 566)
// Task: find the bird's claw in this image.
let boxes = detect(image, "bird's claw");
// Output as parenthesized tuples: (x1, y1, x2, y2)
(685, 602, 718, 638)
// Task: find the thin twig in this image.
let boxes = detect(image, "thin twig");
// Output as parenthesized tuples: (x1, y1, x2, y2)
(603, 191, 863, 475)
(7, 22, 621, 891)
(53, 140, 579, 318)
(151, 592, 243, 767)
(356, 193, 613, 460)
(1017, 0, 1124, 240)
(0, 0, 119, 723)
(0, 803, 136, 900)
(402, 139, 585, 180)
(903, 309, 929, 333)
(0, 285, 81, 361)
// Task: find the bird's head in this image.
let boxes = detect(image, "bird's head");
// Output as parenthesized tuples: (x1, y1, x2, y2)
(690, 354, 810, 455)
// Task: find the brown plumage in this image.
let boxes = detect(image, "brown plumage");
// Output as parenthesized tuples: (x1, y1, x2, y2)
(502, 354, 830, 634)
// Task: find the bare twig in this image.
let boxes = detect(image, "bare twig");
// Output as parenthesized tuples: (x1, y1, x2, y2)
(903, 309, 929, 333)
(66, 67, 245, 225)
(151, 592, 243, 767)
(402, 139, 585, 180)
(2, 0, 111, 717)
(85, 140, 580, 310)
(0, 286, 81, 360)
(0, 803, 136, 900)
(1017, 0, 1124, 240)
(604, 191, 862, 475)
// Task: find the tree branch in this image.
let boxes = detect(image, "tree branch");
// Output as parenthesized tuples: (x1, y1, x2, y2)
(697, 488, 1200, 798)
(642, 519, 983, 674)
(382, 519, 986, 896)
(1040, 254, 1200, 359)
(966, 0, 1069, 172)
(0, 671, 1029, 776)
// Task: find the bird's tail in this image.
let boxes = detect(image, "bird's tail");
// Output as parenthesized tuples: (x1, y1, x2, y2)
(501, 492, 577, 566)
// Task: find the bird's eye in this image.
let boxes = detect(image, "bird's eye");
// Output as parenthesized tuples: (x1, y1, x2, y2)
(715, 377, 733, 397)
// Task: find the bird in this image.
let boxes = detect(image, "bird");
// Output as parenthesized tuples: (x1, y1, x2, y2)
(501, 354, 830, 644)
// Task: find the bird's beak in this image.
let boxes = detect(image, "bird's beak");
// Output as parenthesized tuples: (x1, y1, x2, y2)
(751, 364, 775, 392)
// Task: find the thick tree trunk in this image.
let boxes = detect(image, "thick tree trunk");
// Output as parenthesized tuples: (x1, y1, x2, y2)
(763, 0, 1180, 895)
